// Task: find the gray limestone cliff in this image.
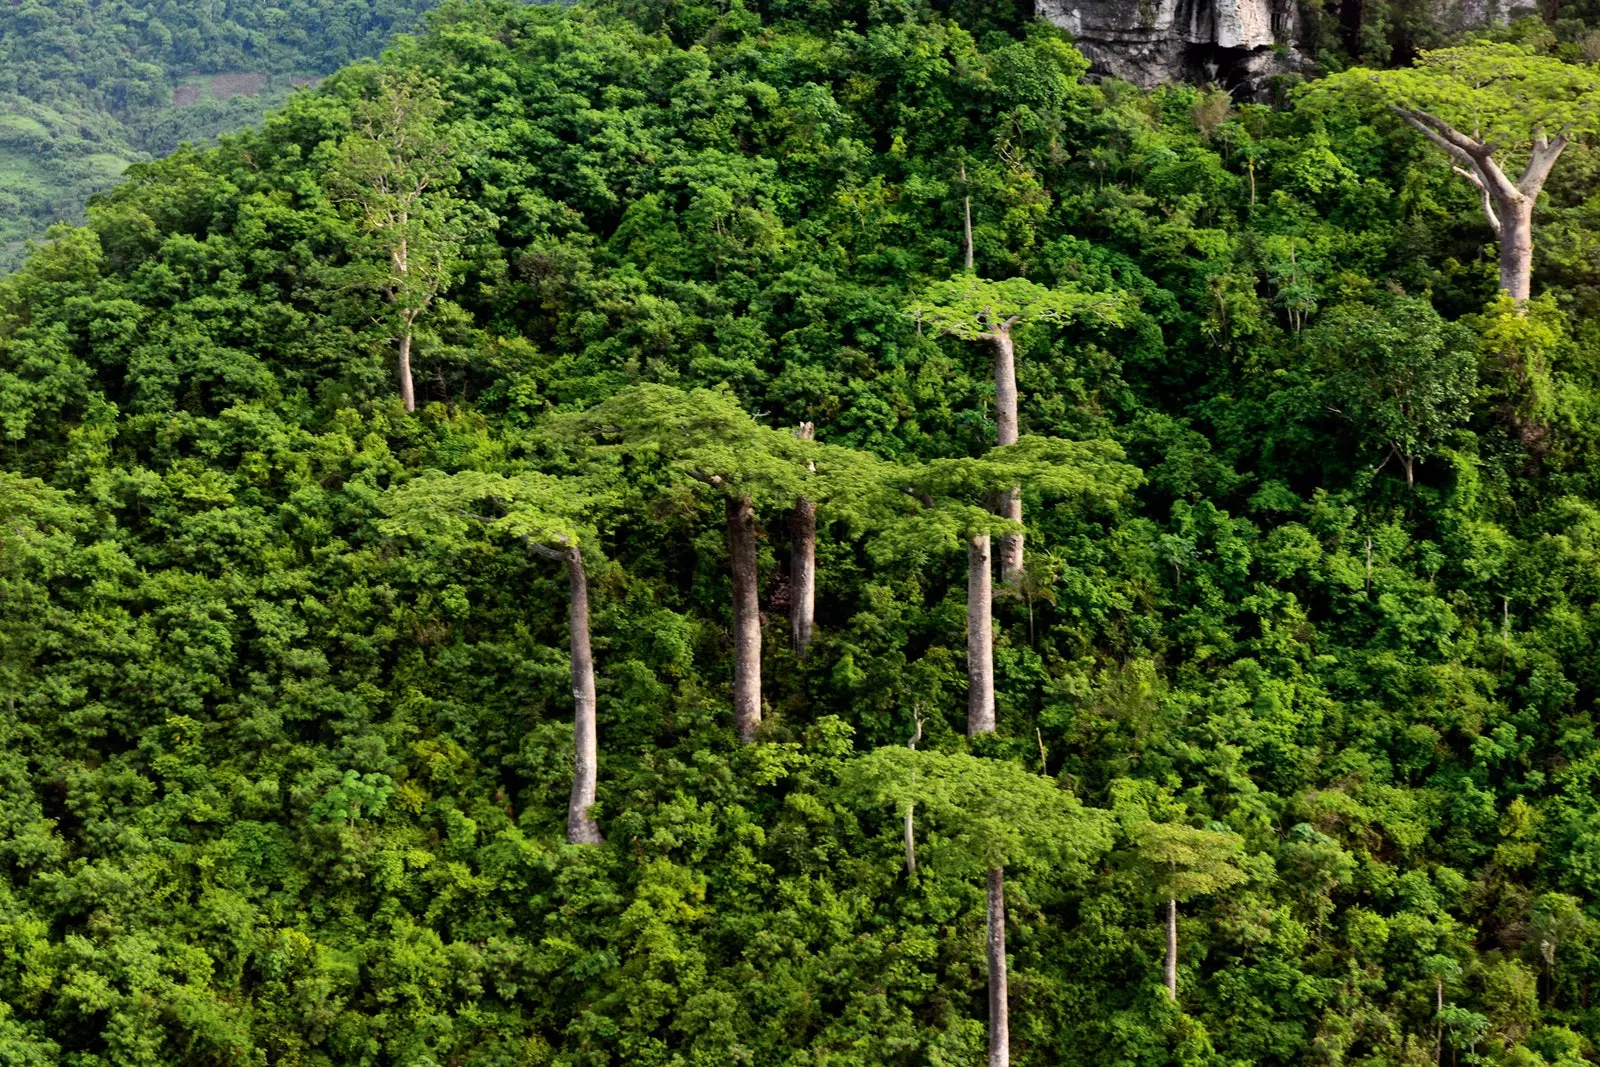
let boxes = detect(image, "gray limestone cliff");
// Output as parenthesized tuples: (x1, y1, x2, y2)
(1034, 0, 1524, 91)
(1033, 0, 1298, 89)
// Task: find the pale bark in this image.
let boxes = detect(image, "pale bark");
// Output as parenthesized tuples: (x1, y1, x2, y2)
(967, 533, 995, 735)
(991, 329, 1023, 580)
(987, 868, 1010, 1067)
(960, 161, 975, 272)
(791, 498, 816, 657)
(968, 566, 1004, 1066)
(791, 422, 816, 658)
(394, 230, 418, 411)
(1498, 196, 1535, 304)
(728, 493, 762, 743)
(1394, 107, 1567, 305)
(564, 547, 602, 844)
(1165, 898, 1179, 1002)
(398, 329, 416, 412)
(904, 714, 923, 878)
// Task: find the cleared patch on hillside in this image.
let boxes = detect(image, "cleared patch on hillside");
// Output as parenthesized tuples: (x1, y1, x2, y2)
(174, 73, 272, 107)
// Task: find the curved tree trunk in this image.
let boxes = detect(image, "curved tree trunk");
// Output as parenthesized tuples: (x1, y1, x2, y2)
(564, 546, 602, 845)
(992, 329, 1023, 581)
(967, 533, 995, 735)
(728, 493, 762, 743)
(1165, 897, 1178, 1002)
(987, 867, 1010, 1067)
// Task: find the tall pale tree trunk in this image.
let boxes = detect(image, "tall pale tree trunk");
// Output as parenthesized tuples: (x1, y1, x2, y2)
(791, 422, 816, 659)
(1165, 898, 1178, 1002)
(968, 583, 1005, 1067)
(564, 546, 602, 844)
(394, 232, 417, 411)
(967, 533, 995, 734)
(960, 161, 975, 272)
(728, 493, 762, 742)
(987, 867, 1010, 1067)
(991, 328, 1023, 581)
(904, 713, 923, 878)
(397, 329, 417, 412)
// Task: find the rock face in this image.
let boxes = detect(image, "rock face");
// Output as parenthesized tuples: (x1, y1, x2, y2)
(1036, 0, 1299, 90)
(1035, 0, 1524, 91)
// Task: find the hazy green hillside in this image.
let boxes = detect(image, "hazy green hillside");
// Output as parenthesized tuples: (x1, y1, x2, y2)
(0, 0, 443, 268)
(4, 1, 1600, 1065)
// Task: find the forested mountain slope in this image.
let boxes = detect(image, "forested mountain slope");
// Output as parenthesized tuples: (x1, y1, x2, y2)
(0, 0, 442, 268)
(4, 0, 1600, 1064)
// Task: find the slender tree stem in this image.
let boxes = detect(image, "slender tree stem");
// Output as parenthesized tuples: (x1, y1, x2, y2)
(728, 494, 762, 742)
(565, 547, 602, 844)
(991, 328, 1024, 580)
(1165, 898, 1178, 1002)
(987, 867, 1009, 1067)
(791, 423, 816, 658)
(398, 329, 416, 412)
(967, 533, 995, 735)
(961, 160, 974, 272)
(904, 713, 923, 877)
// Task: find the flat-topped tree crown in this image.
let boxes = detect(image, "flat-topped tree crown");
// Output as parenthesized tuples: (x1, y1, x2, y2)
(379, 469, 596, 552)
(839, 747, 1112, 879)
(1307, 43, 1600, 304)
(563, 384, 808, 507)
(911, 275, 1128, 340)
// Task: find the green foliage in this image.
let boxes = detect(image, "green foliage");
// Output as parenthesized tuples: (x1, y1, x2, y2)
(1308, 43, 1600, 151)
(3, 1, 1600, 1064)
(0, 0, 443, 268)
(838, 747, 1113, 875)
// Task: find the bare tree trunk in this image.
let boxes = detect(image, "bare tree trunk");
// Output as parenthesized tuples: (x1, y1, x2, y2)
(1499, 196, 1534, 304)
(961, 161, 975, 273)
(728, 494, 762, 743)
(967, 533, 995, 735)
(968, 569, 1005, 1067)
(987, 867, 1010, 1067)
(791, 423, 816, 658)
(398, 329, 416, 412)
(992, 329, 1023, 580)
(904, 713, 923, 877)
(1165, 898, 1178, 1002)
(564, 547, 602, 844)
(790, 499, 816, 657)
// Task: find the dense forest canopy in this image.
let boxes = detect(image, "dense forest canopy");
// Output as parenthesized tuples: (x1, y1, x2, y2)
(0, 0, 442, 268)
(5, 0, 1600, 1064)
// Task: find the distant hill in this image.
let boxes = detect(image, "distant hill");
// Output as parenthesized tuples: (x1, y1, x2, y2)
(0, 0, 443, 269)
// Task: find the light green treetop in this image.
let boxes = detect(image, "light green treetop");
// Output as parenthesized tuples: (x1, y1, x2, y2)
(910, 274, 1128, 340)
(870, 437, 1141, 561)
(1310, 44, 1600, 154)
(838, 747, 1112, 878)
(379, 469, 602, 557)
(558, 384, 805, 505)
